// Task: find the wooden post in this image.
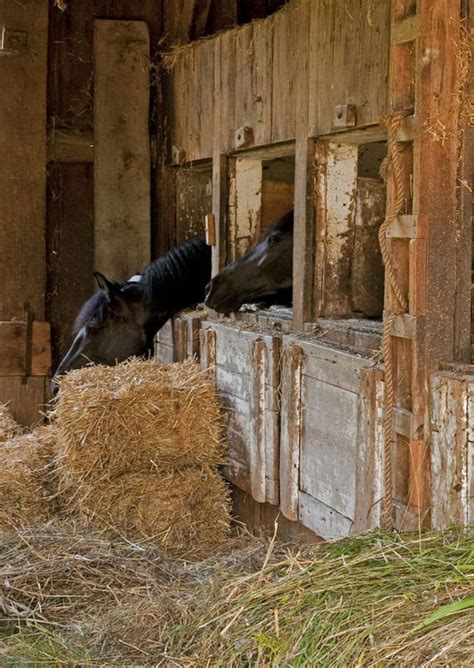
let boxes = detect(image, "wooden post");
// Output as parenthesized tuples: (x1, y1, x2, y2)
(249, 339, 267, 503)
(94, 20, 151, 280)
(292, 0, 313, 330)
(386, 0, 463, 528)
(0, 0, 50, 425)
(279, 345, 304, 521)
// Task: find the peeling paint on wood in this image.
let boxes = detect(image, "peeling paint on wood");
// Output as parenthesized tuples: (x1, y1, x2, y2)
(431, 372, 472, 528)
(280, 344, 304, 521)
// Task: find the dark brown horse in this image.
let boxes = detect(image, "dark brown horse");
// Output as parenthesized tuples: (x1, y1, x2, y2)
(205, 211, 293, 314)
(52, 236, 211, 391)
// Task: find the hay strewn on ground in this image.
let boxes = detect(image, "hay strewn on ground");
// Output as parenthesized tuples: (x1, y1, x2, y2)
(0, 426, 57, 533)
(75, 468, 231, 555)
(52, 358, 225, 485)
(0, 526, 472, 666)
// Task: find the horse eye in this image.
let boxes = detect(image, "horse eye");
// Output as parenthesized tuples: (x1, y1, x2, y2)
(267, 234, 280, 245)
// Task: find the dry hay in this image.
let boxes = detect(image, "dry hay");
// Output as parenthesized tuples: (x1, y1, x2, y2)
(51, 358, 225, 488)
(72, 467, 231, 556)
(0, 526, 472, 666)
(0, 402, 21, 441)
(0, 425, 58, 534)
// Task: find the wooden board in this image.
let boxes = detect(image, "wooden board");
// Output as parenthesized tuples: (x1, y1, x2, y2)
(314, 141, 358, 317)
(0, 319, 50, 380)
(201, 321, 281, 505)
(431, 372, 472, 528)
(279, 345, 304, 520)
(281, 334, 383, 535)
(0, 377, 49, 428)
(308, 0, 390, 136)
(46, 163, 94, 367)
(176, 166, 212, 244)
(0, 0, 48, 320)
(351, 178, 386, 317)
(94, 20, 150, 281)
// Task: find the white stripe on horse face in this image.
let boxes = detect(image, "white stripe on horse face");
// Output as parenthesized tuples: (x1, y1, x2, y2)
(127, 274, 142, 283)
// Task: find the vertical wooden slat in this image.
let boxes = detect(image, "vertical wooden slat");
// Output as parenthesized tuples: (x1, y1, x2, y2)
(199, 327, 216, 379)
(292, 0, 313, 329)
(0, 0, 49, 425)
(271, 7, 297, 142)
(249, 338, 267, 503)
(94, 20, 150, 280)
(280, 345, 304, 520)
(0, 0, 48, 320)
(252, 19, 273, 146)
(385, 0, 463, 527)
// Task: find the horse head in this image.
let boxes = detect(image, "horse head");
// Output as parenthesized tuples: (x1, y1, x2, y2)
(205, 210, 293, 314)
(51, 272, 157, 393)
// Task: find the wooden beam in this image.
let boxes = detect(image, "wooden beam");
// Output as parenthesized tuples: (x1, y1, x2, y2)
(280, 345, 304, 521)
(94, 20, 151, 281)
(0, 0, 48, 320)
(292, 0, 312, 329)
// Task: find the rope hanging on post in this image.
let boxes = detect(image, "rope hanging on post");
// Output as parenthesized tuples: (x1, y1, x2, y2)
(378, 111, 409, 531)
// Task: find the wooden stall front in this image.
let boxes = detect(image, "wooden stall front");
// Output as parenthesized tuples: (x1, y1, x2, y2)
(0, 0, 472, 537)
(161, 0, 473, 536)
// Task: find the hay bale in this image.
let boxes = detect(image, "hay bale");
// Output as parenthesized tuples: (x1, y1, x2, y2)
(0, 402, 21, 441)
(74, 467, 231, 556)
(52, 359, 225, 487)
(0, 426, 57, 533)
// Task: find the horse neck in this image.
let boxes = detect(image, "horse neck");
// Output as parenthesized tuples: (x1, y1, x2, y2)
(142, 238, 211, 329)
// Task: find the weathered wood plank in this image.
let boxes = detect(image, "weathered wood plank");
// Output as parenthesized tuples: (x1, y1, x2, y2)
(431, 372, 471, 528)
(291, 0, 313, 329)
(0, 377, 49, 428)
(46, 163, 94, 366)
(176, 166, 212, 244)
(351, 177, 386, 317)
(252, 19, 273, 146)
(0, 0, 48, 320)
(293, 337, 371, 394)
(280, 345, 304, 520)
(354, 367, 385, 530)
(299, 491, 353, 540)
(94, 20, 150, 280)
(314, 141, 358, 317)
(249, 339, 267, 502)
(271, 6, 297, 142)
(300, 376, 359, 519)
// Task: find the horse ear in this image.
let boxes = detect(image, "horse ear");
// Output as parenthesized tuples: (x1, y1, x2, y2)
(93, 271, 117, 298)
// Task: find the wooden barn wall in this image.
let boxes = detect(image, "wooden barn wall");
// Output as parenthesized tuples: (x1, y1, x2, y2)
(47, 1, 163, 367)
(166, 0, 390, 161)
(0, 0, 50, 424)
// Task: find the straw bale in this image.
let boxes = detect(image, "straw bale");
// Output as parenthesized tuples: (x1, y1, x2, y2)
(0, 402, 21, 441)
(73, 467, 231, 556)
(52, 358, 225, 488)
(0, 425, 57, 533)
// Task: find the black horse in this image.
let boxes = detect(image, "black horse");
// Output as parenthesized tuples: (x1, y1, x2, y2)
(52, 236, 211, 391)
(205, 210, 293, 314)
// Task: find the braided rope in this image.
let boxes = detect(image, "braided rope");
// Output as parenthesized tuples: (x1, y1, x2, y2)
(379, 111, 409, 530)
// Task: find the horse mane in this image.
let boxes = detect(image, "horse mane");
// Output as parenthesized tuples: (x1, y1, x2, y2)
(141, 235, 210, 307)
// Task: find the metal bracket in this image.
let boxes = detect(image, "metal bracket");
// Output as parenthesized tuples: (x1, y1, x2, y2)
(333, 104, 357, 128)
(0, 27, 28, 55)
(235, 126, 254, 149)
